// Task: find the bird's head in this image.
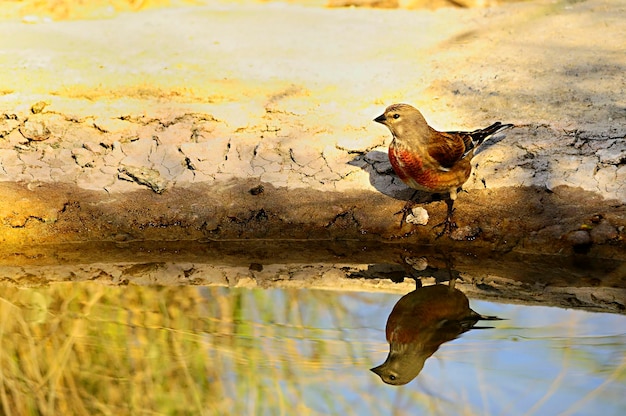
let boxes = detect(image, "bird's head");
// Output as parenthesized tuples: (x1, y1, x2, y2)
(373, 103, 430, 141)
(370, 348, 427, 386)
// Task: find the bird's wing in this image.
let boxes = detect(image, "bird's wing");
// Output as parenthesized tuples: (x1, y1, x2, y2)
(445, 122, 514, 158)
(426, 131, 469, 169)
(468, 122, 510, 147)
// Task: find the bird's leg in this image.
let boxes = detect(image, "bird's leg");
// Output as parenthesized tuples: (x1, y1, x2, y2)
(394, 190, 419, 227)
(412, 276, 423, 290)
(445, 256, 456, 289)
(433, 197, 458, 238)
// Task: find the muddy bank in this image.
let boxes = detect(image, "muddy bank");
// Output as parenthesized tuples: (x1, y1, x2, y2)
(1, 180, 624, 257)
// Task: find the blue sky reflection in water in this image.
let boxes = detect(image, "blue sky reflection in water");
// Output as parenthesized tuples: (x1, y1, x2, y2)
(1, 284, 625, 415)
(210, 287, 626, 416)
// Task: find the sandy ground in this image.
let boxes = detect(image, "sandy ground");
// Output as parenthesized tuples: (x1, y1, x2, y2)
(0, 0, 625, 304)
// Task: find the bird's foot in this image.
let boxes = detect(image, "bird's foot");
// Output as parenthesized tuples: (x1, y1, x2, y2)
(433, 213, 457, 238)
(432, 197, 458, 238)
(394, 200, 416, 228)
(434, 219, 457, 238)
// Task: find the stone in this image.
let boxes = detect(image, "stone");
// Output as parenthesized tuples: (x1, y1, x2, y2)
(589, 222, 619, 244)
(20, 117, 50, 141)
(406, 206, 429, 225)
(118, 165, 168, 194)
(451, 225, 481, 241)
(30, 101, 49, 114)
(565, 230, 591, 246)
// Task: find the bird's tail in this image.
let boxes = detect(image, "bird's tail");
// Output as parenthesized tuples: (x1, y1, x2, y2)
(469, 122, 514, 150)
(456, 311, 505, 331)
(476, 314, 504, 321)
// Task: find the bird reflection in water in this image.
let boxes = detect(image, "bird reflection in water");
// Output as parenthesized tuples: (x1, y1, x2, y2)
(371, 277, 502, 386)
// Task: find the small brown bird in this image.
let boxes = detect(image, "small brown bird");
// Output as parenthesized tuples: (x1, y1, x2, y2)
(370, 283, 502, 386)
(374, 104, 513, 234)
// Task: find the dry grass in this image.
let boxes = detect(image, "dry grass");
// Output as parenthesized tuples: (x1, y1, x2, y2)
(0, 284, 241, 414)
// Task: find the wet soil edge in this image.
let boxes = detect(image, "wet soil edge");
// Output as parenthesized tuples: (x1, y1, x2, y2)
(1, 239, 624, 315)
(1, 260, 623, 315)
(1, 180, 624, 258)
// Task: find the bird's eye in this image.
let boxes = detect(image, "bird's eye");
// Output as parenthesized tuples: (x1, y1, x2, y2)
(389, 375, 396, 381)
(392, 114, 400, 119)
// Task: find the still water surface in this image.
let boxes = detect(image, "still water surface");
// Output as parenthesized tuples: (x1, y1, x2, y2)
(1, 283, 624, 415)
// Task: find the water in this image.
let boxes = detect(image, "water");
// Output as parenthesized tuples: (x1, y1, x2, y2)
(1, 283, 624, 415)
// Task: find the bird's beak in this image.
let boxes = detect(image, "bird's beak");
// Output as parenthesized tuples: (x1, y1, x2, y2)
(374, 114, 386, 124)
(370, 365, 383, 376)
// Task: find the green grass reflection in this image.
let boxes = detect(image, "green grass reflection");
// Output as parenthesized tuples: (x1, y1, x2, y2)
(0, 284, 625, 415)
(0, 284, 385, 415)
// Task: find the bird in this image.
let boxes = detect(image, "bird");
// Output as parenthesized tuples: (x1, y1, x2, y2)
(370, 282, 502, 386)
(373, 103, 513, 235)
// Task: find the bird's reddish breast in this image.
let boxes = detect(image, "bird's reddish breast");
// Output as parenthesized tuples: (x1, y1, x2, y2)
(389, 144, 421, 179)
(388, 142, 438, 190)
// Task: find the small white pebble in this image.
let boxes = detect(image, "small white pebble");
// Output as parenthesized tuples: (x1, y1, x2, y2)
(405, 256, 428, 271)
(406, 206, 429, 225)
